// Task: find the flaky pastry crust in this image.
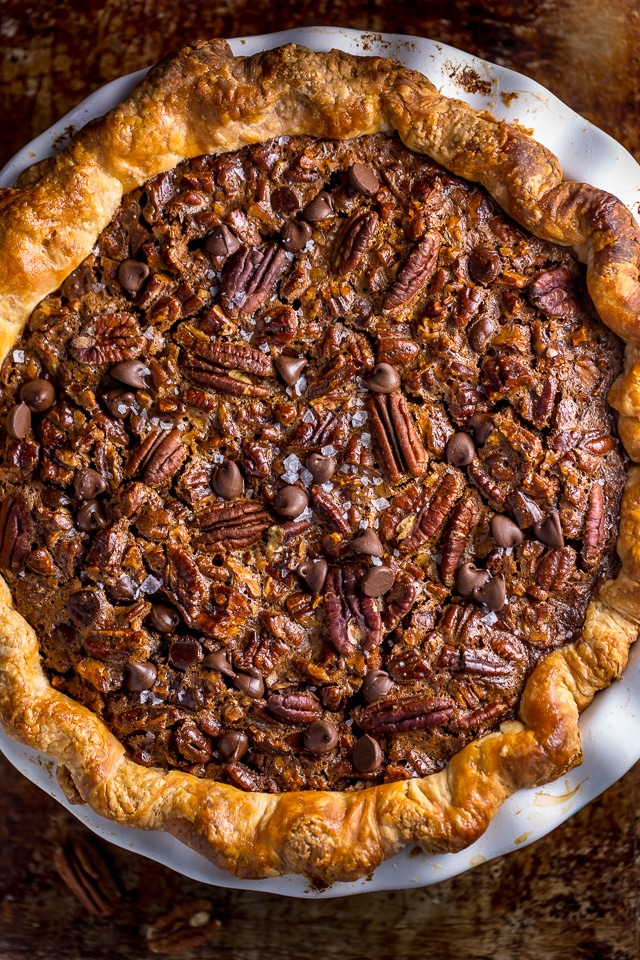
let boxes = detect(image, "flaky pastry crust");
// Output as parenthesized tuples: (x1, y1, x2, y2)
(1, 40, 640, 884)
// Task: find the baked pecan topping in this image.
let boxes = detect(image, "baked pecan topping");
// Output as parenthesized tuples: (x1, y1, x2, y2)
(0, 132, 624, 793)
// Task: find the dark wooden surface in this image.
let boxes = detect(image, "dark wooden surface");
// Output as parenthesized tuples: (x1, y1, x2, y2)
(1, 3, 639, 957)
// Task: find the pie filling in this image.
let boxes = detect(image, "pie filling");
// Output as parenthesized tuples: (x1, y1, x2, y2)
(0, 133, 625, 793)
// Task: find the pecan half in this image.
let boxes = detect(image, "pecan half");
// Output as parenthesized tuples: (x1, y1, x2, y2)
(342, 562, 382, 651)
(126, 427, 185, 485)
(359, 696, 454, 734)
(582, 482, 605, 564)
(0, 494, 33, 573)
(70, 312, 146, 364)
(335, 210, 379, 275)
(400, 471, 464, 555)
(53, 838, 121, 917)
(166, 542, 207, 607)
(267, 692, 322, 724)
(440, 495, 480, 586)
(528, 266, 579, 317)
(382, 574, 419, 630)
(219, 243, 288, 318)
(324, 565, 356, 656)
(146, 900, 222, 954)
(188, 340, 272, 377)
(367, 391, 427, 483)
(382, 233, 440, 314)
(310, 484, 352, 536)
(195, 499, 270, 550)
(449, 701, 511, 732)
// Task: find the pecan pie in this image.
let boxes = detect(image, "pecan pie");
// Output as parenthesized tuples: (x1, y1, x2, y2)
(0, 40, 639, 885)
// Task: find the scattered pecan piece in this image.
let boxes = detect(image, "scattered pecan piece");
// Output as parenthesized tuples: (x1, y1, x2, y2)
(359, 696, 454, 734)
(0, 494, 33, 573)
(195, 499, 270, 550)
(382, 233, 440, 314)
(367, 390, 427, 482)
(219, 243, 288, 318)
(53, 838, 121, 917)
(146, 900, 222, 954)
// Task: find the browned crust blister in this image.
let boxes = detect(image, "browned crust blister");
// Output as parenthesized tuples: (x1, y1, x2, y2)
(0, 40, 640, 884)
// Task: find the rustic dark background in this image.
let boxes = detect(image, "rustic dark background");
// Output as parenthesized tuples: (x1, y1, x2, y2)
(1, 2, 640, 957)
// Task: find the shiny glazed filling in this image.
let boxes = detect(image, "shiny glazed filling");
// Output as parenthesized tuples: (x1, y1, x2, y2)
(0, 133, 625, 792)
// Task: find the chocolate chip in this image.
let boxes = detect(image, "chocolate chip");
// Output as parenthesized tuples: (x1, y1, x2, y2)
(19, 379, 55, 412)
(217, 731, 249, 762)
(281, 220, 312, 252)
(475, 574, 506, 612)
(205, 224, 240, 258)
(117, 259, 149, 293)
(351, 528, 384, 557)
(353, 734, 383, 773)
(445, 432, 476, 467)
(42, 489, 72, 510)
(202, 649, 236, 677)
(233, 671, 265, 699)
(302, 191, 333, 222)
(108, 575, 137, 602)
(361, 566, 395, 597)
(467, 412, 494, 444)
(103, 388, 135, 419)
(306, 453, 336, 484)
(74, 468, 107, 500)
(490, 515, 524, 548)
(169, 638, 203, 670)
(211, 460, 244, 500)
(363, 363, 401, 394)
(303, 719, 338, 754)
(110, 360, 150, 389)
(468, 247, 501, 285)
(274, 355, 307, 387)
(455, 562, 490, 598)
(149, 603, 181, 633)
(362, 670, 392, 703)
(76, 500, 107, 533)
(68, 589, 101, 628)
(468, 316, 496, 352)
(272, 485, 308, 519)
(5, 402, 31, 439)
(347, 162, 380, 195)
(125, 660, 157, 692)
(297, 558, 328, 594)
(534, 510, 564, 549)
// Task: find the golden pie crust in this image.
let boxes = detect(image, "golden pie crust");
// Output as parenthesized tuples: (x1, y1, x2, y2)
(1, 40, 640, 883)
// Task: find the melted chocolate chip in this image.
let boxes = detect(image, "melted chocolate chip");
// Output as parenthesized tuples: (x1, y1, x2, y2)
(149, 604, 181, 633)
(468, 247, 501, 284)
(108, 575, 137, 603)
(467, 412, 495, 444)
(274, 355, 307, 387)
(353, 734, 383, 773)
(363, 363, 401, 394)
(281, 220, 312, 252)
(233, 671, 265, 699)
(347, 162, 380, 195)
(20, 379, 55, 413)
(68, 589, 101, 628)
(468, 316, 497, 352)
(202, 650, 236, 677)
(273, 485, 308, 519)
(351, 528, 384, 558)
(445, 432, 476, 467)
(534, 511, 565, 549)
(211, 460, 244, 500)
(455, 562, 490, 598)
(490, 515, 524, 548)
(362, 670, 393, 703)
(475, 574, 506, 612)
(118, 259, 149, 293)
(303, 719, 339, 755)
(74, 468, 107, 500)
(5, 402, 31, 439)
(297, 558, 328, 594)
(302, 192, 333, 222)
(76, 500, 107, 533)
(125, 660, 157, 692)
(169, 638, 203, 670)
(217, 730, 249, 762)
(110, 360, 150, 388)
(361, 566, 395, 597)
(103, 388, 135, 419)
(205, 224, 240, 258)
(306, 453, 336, 484)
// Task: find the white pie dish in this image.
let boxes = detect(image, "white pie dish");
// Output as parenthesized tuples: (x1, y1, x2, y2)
(1, 26, 639, 899)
